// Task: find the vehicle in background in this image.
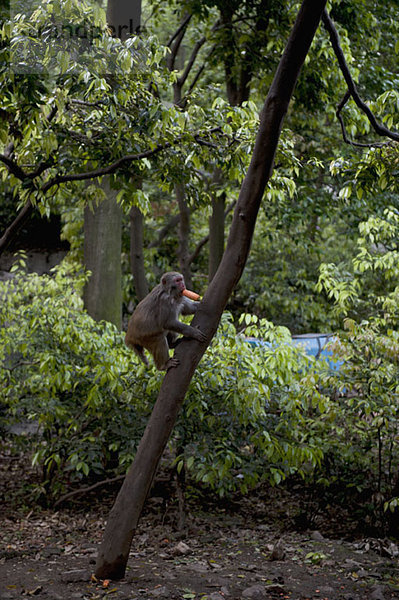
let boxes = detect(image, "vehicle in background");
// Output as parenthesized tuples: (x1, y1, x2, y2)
(246, 333, 342, 371)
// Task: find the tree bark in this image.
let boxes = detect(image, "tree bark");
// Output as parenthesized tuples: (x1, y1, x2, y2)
(95, 0, 327, 580)
(130, 205, 149, 301)
(83, 180, 122, 328)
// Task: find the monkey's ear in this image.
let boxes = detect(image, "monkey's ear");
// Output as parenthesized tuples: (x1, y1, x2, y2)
(161, 275, 167, 286)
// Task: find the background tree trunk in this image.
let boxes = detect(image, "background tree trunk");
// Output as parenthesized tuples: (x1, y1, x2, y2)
(176, 182, 192, 288)
(95, 0, 327, 580)
(168, 21, 195, 285)
(83, 180, 122, 328)
(208, 0, 266, 280)
(130, 205, 149, 301)
(208, 192, 225, 282)
(83, 0, 142, 325)
(208, 166, 226, 282)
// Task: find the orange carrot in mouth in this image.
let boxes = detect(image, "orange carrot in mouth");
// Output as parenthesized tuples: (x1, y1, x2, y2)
(182, 289, 200, 301)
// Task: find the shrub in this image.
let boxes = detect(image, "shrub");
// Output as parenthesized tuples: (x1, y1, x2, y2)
(0, 259, 152, 501)
(318, 319, 399, 532)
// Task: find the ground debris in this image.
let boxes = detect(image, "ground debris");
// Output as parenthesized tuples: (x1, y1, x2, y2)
(171, 541, 191, 556)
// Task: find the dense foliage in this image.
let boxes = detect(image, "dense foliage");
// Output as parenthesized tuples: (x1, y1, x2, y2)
(2, 251, 399, 534)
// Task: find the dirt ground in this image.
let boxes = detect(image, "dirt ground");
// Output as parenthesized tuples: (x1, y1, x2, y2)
(1, 487, 399, 600)
(1, 447, 399, 600)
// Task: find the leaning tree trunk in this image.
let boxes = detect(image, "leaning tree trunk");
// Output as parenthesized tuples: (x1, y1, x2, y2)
(83, 179, 122, 328)
(95, 0, 327, 580)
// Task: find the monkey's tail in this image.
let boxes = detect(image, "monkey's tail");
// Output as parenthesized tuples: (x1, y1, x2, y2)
(132, 344, 149, 367)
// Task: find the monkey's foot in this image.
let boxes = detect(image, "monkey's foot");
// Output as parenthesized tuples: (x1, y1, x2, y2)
(166, 357, 180, 370)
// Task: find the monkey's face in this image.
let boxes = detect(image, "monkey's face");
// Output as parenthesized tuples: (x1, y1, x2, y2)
(172, 273, 186, 294)
(162, 272, 186, 296)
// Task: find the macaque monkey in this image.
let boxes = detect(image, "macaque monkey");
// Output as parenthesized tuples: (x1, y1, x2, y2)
(125, 272, 206, 370)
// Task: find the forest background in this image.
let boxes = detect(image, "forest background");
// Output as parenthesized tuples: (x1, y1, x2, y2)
(1, 0, 399, 547)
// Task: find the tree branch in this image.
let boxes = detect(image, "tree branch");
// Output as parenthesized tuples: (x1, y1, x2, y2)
(167, 13, 191, 72)
(0, 144, 171, 255)
(41, 144, 172, 192)
(3, 127, 224, 195)
(336, 91, 389, 148)
(177, 36, 207, 90)
(193, 133, 218, 149)
(167, 13, 192, 49)
(188, 235, 209, 266)
(172, 19, 220, 106)
(53, 475, 125, 509)
(185, 44, 217, 99)
(185, 63, 206, 98)
(0, 154, 29, 180)
(322, 9, 399, 143)
(0, 128, 228, 255)
(42, 129, 224, 192)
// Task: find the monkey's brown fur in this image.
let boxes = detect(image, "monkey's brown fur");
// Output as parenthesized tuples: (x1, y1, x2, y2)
(125, 272, 206, 370)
